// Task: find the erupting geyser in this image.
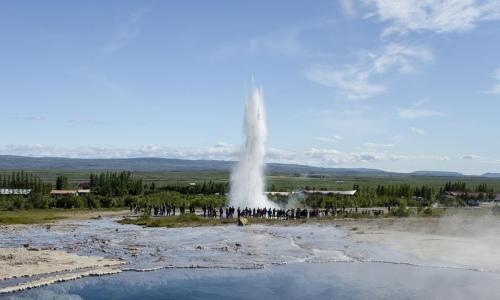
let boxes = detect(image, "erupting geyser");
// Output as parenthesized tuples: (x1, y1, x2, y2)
(230, 86, 274, 208)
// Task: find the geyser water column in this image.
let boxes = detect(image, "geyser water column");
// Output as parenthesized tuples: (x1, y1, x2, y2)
(230, 86, 274, 208)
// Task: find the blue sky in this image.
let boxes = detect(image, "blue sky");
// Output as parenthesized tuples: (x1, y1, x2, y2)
(1, 0, 500, 174)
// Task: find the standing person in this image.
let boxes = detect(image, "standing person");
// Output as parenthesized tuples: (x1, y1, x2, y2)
(219, 207, 223, 219)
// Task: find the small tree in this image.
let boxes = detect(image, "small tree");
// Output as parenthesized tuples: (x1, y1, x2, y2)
(55, 176, 69, 190)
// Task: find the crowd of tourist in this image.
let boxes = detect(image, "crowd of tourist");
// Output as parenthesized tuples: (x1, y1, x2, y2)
(131, 203, 385, 219)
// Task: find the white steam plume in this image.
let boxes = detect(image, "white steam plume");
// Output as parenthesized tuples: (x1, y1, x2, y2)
(230, 86, 274, 208)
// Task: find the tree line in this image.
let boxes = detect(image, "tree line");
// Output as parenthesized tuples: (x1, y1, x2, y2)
(0, 171, 52, 194)
(89, 171, 143, 196)
(374, 184, 433, 200)
(159, 181, 228, 195)
(1, 171, 499, 211)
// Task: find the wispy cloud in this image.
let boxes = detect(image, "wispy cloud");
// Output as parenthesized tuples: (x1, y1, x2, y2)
(398, 108, 441, 119)
(306, 64, 385, 100)
(483, 68, 500, 94)
(67, 119, 106, 125)
(211, 19, 335, 62)
(69, 68, 126, 97)
(398, 97, 442, 119)
(248, 28, 304, 58)
(11, 115, 46, 121)
(413, 97, 432, 107)
(0, 143, 239, 161)
(315, 136, 343, 143)
(363, 142, 393, 148)
(389, 154, 449, 161)
(340, 0, 358, 17)
(410, 127, 426, 135)
(105, 7, 149, 54)
(306, 43, 432, 100)
(461, 154, 481, 160)
(362, 0, 500, 37)
(372, 43, 433, 73)
(0, 144, 451, 168)
(299, 148, 449, 166)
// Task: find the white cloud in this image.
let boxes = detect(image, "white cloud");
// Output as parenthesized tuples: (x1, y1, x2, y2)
(398, 108, 442, 119)
(495, 69, 500, 81)
(340, 0, 358, 17)
(372, 43, 433, 73)
(461, 154, 481, 160)
(0, 144, 451, 168)
(362, 0, 500, 36)
(483, 68, 500, 94)
(248, 28, 304, 57)
(410, 127, 427, 135)
(398, 97, 442, 118)
(315, 136, 343, 143)
(389, 154, 449, 161)
(105, 8, 149, 54)
(306, 43, 431, 99)
(363, 142, 393, 148)
(302, 148, 382, 165)
(212, 20, 333, 61)
(0, 143, 240, 161)
(306, 64, 386, 100)
(11, 115, 46, 121)
(67, 119, 106, 125)
(413, 97, 432, 107)
(300, 148, 449, 166)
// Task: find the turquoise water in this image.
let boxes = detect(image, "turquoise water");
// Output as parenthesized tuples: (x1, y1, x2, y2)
(3, 262, 500, 300)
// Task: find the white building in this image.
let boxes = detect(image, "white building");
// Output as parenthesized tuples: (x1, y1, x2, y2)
(265, 190, 357, 196)
(0, 189, 32, 195)
(302, 190, 357, 196)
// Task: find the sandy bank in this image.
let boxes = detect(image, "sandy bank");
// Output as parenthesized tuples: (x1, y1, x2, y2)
(58, 209, 130, 220)
(0, 209, 131, 225)
(0, 247, 124, 281)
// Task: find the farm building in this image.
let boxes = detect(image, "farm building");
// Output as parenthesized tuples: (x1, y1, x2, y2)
(302, 190, 357, 196)
(49, 189, 91, 197)
(266, 190, 357, 196)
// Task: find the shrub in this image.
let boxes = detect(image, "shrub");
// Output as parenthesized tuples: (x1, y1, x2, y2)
(31, 194, 50, 209)
(390, 202, 410, 217)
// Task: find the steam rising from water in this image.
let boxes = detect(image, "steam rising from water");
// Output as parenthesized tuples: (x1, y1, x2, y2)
(230, 86, 274, 208)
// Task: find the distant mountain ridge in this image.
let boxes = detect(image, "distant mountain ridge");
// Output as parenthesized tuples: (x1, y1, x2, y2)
(0, 155, 387, 175)
(482, 173, 500, 178)
(0, 155, 390, 176)
(0, 155, 495, 177)
(410, 171, 464, 177)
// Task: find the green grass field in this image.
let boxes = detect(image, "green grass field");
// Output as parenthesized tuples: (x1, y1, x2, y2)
(118, 206, 445, 228)
(2, 169, 499, 192)
(118, 214, 336, 228)
(0, 208, 127, 225)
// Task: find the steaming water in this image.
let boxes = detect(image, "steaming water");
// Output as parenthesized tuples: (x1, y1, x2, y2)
(230, 86, 274, 209)
(2, 218, 500, 299)
(5, 263, 500, 300)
